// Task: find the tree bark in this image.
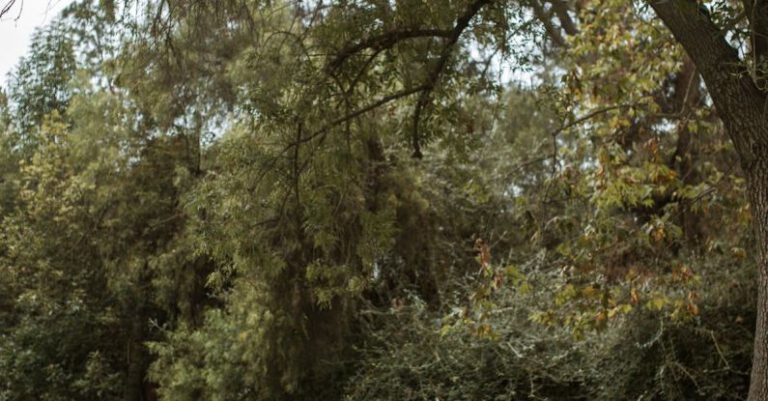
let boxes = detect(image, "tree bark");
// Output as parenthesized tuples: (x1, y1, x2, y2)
(747, 157, 768, 401)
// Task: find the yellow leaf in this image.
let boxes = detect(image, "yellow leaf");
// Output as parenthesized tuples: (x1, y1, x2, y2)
(647, 295, 666, 311)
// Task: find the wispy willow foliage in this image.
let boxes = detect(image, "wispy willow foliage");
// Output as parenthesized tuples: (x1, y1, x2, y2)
(97, 1, 536, 399)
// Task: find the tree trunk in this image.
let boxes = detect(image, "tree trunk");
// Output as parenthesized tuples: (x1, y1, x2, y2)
(747, 158, 768, 401)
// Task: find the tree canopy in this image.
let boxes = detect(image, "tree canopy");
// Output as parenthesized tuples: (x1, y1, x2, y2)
(0, 0, 766, 400)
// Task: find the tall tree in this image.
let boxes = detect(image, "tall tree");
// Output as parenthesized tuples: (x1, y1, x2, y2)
(643, 2, 768, 399)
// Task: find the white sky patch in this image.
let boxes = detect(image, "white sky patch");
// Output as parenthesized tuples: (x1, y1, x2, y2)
(0, 0, 74, 84)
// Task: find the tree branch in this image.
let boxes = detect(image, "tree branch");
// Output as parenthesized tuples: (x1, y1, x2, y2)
(649, 1, 749, 88)
(328, 28, 453, 71)
(295, 85, 429, 148)
(410, 0, 494, 158)
(551, 103, 638, 138)
(650, 0, 768, 162)
(0, 0, 20, 20)
(549, 0, 578, 36)
(530, 0, 567, 47)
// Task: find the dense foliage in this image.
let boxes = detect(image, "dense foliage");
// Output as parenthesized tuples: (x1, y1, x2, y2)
(0, 0, 762, 400)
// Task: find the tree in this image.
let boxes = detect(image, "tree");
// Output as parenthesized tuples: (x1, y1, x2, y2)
(637, 2, 768, 399)
(0, 7, 209, 400)
(6, 19, 76, 137)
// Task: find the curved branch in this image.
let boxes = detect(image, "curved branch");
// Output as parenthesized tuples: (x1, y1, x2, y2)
(411, 0, 495, 158)
(328, 28, 453, 71)
(294, 84, 429, 148)
(0, 0, 20, 20)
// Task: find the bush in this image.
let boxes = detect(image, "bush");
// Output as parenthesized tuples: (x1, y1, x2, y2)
(343, 260, 755, 401)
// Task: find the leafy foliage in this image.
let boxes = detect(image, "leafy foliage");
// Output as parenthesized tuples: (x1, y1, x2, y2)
(0, 0, 761, 400)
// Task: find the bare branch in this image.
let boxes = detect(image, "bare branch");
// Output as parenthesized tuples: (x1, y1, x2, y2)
(0, 0, 17, 20)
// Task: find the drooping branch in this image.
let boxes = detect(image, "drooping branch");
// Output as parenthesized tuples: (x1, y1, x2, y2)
(410, 0, 495, 158)
(249, 85, 428, 195)
(323, 0, 494, 158)
(294, 84, 429, 148)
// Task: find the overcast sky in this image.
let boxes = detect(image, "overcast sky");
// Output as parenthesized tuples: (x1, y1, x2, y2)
(0, 0, 74, 84)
